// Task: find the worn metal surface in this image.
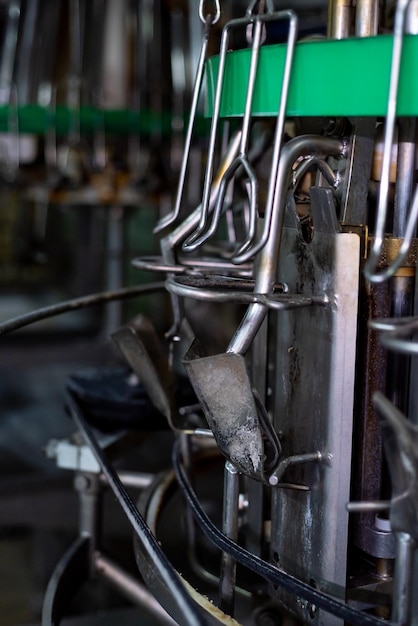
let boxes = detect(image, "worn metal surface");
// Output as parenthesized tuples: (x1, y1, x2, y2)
(112, 315, 174, 426)
(270, 224, 360, 625)
(183, 339, 264, 477)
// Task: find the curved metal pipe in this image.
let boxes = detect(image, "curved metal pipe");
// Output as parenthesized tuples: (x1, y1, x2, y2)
(228, 135, 345, 355)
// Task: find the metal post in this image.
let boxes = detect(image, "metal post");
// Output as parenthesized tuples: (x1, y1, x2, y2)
(392, 532, 416, 625)
(355, 0, 378, 37)
(328, 0, 353, 39)
(219, 461, 240, 616)
(94, 552, 178, 626)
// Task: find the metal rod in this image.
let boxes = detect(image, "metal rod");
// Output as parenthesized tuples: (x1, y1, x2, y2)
(232, 9, 298, 264)
(394, 117, 416, 237)
(154, 4, 218, 233)
(219, 461, 240, 616)
(392, 532, 416, 625)
(346, 500, 391, 513)
(94, 552, 178, 626)
(328, 0, 353, 39)
(355, 0, 378, 37)
(100, 471, 155, 489)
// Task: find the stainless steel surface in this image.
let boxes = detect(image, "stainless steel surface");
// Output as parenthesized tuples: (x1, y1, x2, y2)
(270, 221, 360, 625)
(355, 0, 378, 36)
(219, 461, 240, 616)
(228, 136, 344, 356)
(328, 0, 352, 38)
(5, 2, 418, 624)
(154, 1, 219, 234)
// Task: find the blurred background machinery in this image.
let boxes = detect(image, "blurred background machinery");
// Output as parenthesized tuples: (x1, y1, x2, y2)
(2, 1, 418, 625)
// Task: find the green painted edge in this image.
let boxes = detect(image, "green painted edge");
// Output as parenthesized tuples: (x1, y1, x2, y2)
(205, 34, 418, 118)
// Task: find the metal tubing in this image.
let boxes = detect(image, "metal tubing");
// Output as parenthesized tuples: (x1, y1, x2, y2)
(328, 0, 353, 39)
(392, 532, 416, 625)
(355, 0, 378, 37)
(269, 452, 323, 487)
(94, 552, 178, 626)
(219, 461, 240, 616)
(227, 135, 344, 356)
(394, 117, 416, 238)
(100, 471, 155, 489)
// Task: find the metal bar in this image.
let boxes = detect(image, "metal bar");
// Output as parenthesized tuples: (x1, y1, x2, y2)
(329, 0, 353, 39)
(94, 552, 178, 626)
(100, 471, 155, 489)
(219, 462, 240, 616)
(392, 532, 416, 625)
(355, 0, 378, 37)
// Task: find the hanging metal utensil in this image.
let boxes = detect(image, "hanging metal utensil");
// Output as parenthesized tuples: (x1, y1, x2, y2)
(182, 3, 298, 262)
(154, 0, 221, 233)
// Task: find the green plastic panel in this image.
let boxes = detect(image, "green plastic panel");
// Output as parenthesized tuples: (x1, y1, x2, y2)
(205, 34, 418, 118)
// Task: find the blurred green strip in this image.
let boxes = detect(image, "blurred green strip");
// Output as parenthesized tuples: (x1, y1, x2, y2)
(0, 105, 210, 136)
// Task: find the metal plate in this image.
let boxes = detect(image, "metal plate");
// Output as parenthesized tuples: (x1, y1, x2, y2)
(269, 226, 360, 625)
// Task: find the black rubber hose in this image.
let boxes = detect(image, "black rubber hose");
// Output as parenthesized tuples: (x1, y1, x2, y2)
(172, 440, 393, 626)
(0, 282, 166, 336)
(67, 392, 207, 626)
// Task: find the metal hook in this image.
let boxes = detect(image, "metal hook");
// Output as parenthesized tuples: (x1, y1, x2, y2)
(199, 0, 221, 25)
(182, 9, 298, 257)
(154, 5, 217, 233)
(232, 10, 298, 264)
(246, 0, 275, 16)
(364, 0, 415, 283)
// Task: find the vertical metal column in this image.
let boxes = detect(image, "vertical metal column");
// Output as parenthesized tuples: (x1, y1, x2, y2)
(219, 461, 240, 616)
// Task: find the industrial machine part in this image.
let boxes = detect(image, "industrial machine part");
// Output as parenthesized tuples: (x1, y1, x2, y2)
(4, 0, 418, 625)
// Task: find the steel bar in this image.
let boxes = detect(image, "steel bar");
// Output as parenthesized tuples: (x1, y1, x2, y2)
(355, 0, 378, 37)
(392, 532, 416, 625)
(219, 462, 240, 616)
(94, 552, 178, 626)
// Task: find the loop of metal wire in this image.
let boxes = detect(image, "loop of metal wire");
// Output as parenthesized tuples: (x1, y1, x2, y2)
(199, 0, 221, 25)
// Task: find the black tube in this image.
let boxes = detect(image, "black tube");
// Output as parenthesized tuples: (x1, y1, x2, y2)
(172, 440, 393, 626)
(67, 392, 206, 626)
(0, 282, 166, 336)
